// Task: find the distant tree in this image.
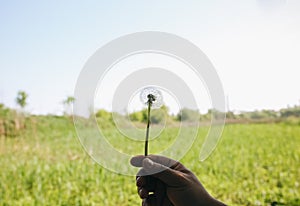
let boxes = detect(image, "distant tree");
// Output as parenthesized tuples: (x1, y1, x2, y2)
(207, 109, 226, 120)
(150, 109, 165, 124)
(63, 96, 75, 115)
(95, 109, 114, 128)
(128, 105, 170, 124)
(0, 103, 10, 117)
(63, 96, 75, 105)
(160, 105, 169, 113)
(14, 91, 27, 131)
(15, 91, 28, 109)
(150, 105, 169, 124)
(280, 106, 300, 118)
(95, 109, 111, 120)
(129, 110, 145, 122)
(226, 111, 236, 119)
(177, 108, 200, 122)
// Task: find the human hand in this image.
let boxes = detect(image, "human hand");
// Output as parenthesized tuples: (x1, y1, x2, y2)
(130, 155, 226, 206)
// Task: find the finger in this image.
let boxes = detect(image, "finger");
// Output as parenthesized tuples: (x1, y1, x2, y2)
(130, 155, 145, 167)
(132, 155, 187, 186)
(147, 155, 179, 169)
(131, 155, 180, 169)
(138, 187, 149, 199)
(142, 158, 184, 186)
(137, 175, 157, 192)
(136, 176, 147, 187)
(137, 168, 148, 178)
(142, 198, 147, 206)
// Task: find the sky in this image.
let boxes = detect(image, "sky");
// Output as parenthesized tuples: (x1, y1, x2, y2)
(0, 0, 300, 115)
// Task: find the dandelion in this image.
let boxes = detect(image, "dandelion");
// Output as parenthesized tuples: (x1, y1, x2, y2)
(140, 87, 163, 156)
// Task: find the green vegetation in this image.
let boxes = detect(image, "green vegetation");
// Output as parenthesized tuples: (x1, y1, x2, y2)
(99, 105, 300, 125)
(15, 91, 28, 110)
(177, 108, 200, 122)
(0, 109, 299, 205)
(129, 105, 170, 124)
(63, 96, 75, 116)
(0, 104, 26, 137)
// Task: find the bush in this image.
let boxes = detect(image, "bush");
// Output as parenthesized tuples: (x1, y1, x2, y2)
(0, 104, 25, 137)
(129, 105, 170, 124)
(280, 106, 300, 118)
(177, 108, 200, 122)
(129, 110, 146, 122)
(95, 109, 112, 120)
(150, 109, 166, 124)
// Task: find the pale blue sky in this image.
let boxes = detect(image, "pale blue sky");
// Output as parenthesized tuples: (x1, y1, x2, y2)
(0, 0, 299, 114)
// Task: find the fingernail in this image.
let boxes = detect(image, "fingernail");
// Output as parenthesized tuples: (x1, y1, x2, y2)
(143, 158, 154, 169)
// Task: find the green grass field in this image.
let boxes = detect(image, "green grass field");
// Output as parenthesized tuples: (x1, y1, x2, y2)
(0, 117, 299, 205)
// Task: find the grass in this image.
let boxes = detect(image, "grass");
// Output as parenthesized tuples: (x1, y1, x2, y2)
(0, 116, 299, 205)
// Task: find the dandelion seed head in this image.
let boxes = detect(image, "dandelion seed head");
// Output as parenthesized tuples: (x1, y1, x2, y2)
(140, 87, 163, 109)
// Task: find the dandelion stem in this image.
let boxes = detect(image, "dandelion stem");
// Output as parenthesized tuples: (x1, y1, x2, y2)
(145, 100, 151, 156)
(145, 94, 155, 156)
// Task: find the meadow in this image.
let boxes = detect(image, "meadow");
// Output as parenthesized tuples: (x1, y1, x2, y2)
(0, 116, 299, 205)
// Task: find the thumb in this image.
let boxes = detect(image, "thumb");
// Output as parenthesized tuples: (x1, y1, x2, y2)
(142, 158, 182, 186)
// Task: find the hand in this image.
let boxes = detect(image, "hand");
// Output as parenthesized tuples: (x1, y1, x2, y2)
(130, 155, 226, 206)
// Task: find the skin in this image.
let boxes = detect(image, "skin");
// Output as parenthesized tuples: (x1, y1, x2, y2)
(130, 155, 227, 206)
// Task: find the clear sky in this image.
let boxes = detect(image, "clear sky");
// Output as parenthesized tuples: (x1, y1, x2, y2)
(0, 0, 299, 115)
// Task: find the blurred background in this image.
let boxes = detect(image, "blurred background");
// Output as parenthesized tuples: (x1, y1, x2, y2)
(0, 1, 299, 205)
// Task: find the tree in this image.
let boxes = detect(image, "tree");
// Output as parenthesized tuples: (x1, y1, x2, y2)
(129, 105, 170, 124)
(63, 96, 75, 115)
(95, 109, 115, 128)
(63, 96, 75, 105)
(177, 108, 200, 122)
(280, 106, 300, 118)
(129, 110, 145, 122)
(95, 109, 111, 120)
(15, 90, 28, 109)
(150, 109, 166, 124)
(14, 91, 27, 132)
